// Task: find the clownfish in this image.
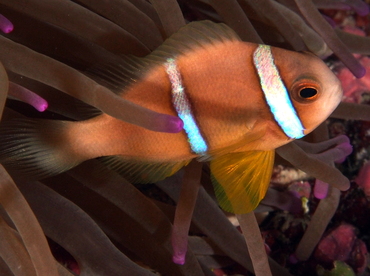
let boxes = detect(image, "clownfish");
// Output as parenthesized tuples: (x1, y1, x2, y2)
(0, 21, 342, 214)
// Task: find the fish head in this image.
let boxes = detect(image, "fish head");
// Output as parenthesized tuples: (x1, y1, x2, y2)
(272, 47, 343, 137)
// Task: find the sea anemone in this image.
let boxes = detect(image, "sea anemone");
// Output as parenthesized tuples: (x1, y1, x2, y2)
(0, 1, 370, 276)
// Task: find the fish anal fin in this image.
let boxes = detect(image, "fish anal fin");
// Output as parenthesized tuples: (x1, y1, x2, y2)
(210, 150, 275, 214)
(99, 155, 190, 184)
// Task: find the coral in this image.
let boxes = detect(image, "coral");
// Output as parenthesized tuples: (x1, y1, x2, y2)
(355, 161, 370, 197)
(314, 223, 367, 273)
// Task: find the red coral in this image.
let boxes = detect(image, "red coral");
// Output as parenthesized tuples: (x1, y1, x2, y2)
(314, 223, 368, 273)
(348, 239, 368, 273)
(337, 56, 370, 104)
(356, 161, 370, 197)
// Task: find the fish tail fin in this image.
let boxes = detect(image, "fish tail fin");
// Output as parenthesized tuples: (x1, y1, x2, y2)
(0, 119, 80, 179)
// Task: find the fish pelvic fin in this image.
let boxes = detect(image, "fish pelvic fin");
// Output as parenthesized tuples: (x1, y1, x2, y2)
(0, 119, 81, 180)
(210, 150, 275, 214)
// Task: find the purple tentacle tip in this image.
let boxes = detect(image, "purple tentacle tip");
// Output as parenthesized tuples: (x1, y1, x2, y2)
(166, 117, 184, 133)
(0, 14, 13, 33)
(34, 100, 48, 112)
(355, 65, 366, 79)
(289, 253, 298, 264)
(172, 255, 186, 265)
(334, 142, 353, 163)
(354, 3, 369, 16)
(314, 179, 329, 199)
(8, 82, 48, 112)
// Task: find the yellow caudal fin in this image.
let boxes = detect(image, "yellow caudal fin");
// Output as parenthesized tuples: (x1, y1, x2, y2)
(210, 150, 275, 214)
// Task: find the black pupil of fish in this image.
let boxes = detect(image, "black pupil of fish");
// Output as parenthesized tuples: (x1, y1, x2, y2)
(299, 87, 317, 99)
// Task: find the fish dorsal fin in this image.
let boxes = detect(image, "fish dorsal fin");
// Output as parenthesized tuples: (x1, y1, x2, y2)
(72, 97, 103, 119)
(148, 20, 241, 61)
(86, 21, 241, 94)
(85, 55, 152, 94)
(210, 150, 275, 214)
(99, 155, 190, 184)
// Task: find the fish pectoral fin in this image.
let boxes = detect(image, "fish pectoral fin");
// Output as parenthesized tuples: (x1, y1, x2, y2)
(99, 155, 190, 184)
(207, 121, 266, 158)
(210, 150, 275, 214)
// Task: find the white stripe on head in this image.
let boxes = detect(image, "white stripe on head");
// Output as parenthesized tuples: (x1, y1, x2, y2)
(253, 45, 305, 139)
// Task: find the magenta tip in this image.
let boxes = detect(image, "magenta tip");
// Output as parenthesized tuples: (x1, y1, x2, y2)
(289, 254, 299, 264)
(35, 101, 49, 112)
(172, 255, 186, 265)
(354, 3, 369, 16)
(166, 117, 184, 133)
(8, 82, 48, 112)
(314, 180, 329, 199)
(355, 66, 366, 79)
(334, 142, 353, 163)
(335, 157, 347, 164)
(0, 14, 13, 33)
(152, 114, 184, 133)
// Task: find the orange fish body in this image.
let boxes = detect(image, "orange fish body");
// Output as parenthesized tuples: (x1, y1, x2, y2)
(0, 21, 342, 213)
(69, 40, 340, 157)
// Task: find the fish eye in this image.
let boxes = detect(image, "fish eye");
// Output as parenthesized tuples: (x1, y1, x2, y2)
(290, 79, 321, 103)
(299, 87, 318, 100)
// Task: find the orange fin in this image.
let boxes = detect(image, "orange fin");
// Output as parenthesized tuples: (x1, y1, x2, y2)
(99, 156, 190, 184)
(210, 150, 275, 214)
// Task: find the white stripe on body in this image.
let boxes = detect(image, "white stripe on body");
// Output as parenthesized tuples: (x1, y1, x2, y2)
(165, 58, 208, 155)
